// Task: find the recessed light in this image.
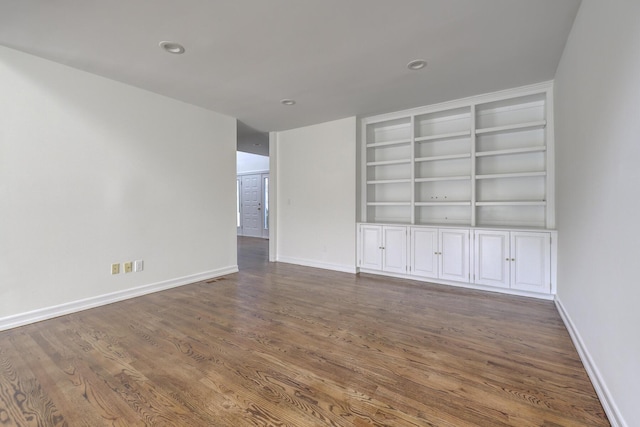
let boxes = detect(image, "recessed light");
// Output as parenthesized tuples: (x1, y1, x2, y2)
(159, 41, 185, 54)
(280, 99, 296, 106)
(407, 59, 427, 70)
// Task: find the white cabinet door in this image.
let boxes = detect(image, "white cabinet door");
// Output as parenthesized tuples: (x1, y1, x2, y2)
(382, 226, 407, 274)
(474, 230, 510, 288)
(439, 229, 470, 282)
(410, 227, 438, 278)
(359, 225, 382, 270)
(510, 232, 550, 293)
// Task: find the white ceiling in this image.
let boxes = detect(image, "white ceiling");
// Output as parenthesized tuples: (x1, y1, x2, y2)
(0, 0, 580, 137)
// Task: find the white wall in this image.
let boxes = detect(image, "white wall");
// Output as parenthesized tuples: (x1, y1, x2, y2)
(274, 117, 356, 273)
(237, 151, 269, 174)
(0, 46, 238, 326)
(554, 1, 640, 426)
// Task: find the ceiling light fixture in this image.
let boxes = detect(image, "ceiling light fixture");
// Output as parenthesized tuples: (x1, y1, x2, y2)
(159, 41, 186, 54)
(407, 59, 427, 70)
(280, 99, 296, 106)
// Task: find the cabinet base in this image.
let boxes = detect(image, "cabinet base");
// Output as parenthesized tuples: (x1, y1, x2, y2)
(357, 268, 554, 300)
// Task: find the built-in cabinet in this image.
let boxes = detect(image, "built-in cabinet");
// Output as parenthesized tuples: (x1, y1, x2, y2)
(358, 82, 557, 299)
(359, 225, 407, 274)
(359, 223, 555, 298)
(361, 82, 554, 229)
(474, 230, 551, 293)
(410, 228, 470, 282)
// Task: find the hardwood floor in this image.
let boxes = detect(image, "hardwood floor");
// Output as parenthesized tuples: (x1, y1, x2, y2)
(0, 237, 609, 426)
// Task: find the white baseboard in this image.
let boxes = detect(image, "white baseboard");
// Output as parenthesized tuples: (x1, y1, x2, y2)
(276, 256, 356, 274)
(0, 265, 238, 332)
(555, 297, 626, 427)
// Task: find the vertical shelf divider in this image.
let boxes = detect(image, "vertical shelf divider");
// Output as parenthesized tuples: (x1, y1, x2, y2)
(470, 104, 477, 227)
(545, 87, 555, 229)
(410, 115, 416, 225)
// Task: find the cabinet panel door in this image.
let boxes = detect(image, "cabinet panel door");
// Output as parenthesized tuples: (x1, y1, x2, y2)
(359, 225, 382, 270)
(382, 226, 407, 274)
(410, 227, 439, 278)
(510, 232, 550, 293)
(439, 229, 470, 282)
(474, 230, 510, 288)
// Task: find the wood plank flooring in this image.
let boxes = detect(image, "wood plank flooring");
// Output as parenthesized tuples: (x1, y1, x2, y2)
(0, 237, 609, 426)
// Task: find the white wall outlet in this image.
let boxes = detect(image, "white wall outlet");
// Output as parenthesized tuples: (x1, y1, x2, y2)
(134, 259, 144, 272)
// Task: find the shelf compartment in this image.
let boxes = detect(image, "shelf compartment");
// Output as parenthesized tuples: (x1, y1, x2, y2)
(367, 204, 411, 224)
(415, 130, 471, 143)
(415, 153, 471, 163)
(415, 179, 471, 205)
(415, 107, 471, 140)
(366, 159, 411, 167)
(476, 120, 546, 135)
(416, 157, 471, 180)
(366, 138, 412, 148)
(476, 175, 545, 203)
(476, 171, 546, 180)
(476, 150, 545, 176)
(366, 117, 411, 146)
(415, 205, 471, 226)
(476, 205, 545, 228)
(476, 126, 545, 153)
(367, 163, 411, 181)
(415, 175, 471, 182)
(367, 179, 411, 205)
(476, 146, 546, 157)
(476, 93, 546, 129)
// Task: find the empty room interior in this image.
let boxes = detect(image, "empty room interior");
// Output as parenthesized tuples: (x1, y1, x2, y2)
(1, 1, 639, 426)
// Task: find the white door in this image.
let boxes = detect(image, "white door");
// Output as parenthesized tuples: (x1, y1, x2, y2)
(241, 174, 262, 237)
(382, 226, 407, 274)
(261, 173, 269, 238)
(474, 230, 510, 288)
(439, 229, 470, 282)
(510, 232, 550, 293)
(410, 227, 438, 278)
(359, 225, 382, 270)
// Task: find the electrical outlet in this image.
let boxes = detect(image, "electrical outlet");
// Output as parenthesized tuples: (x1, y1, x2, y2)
(134, 259, 144, 272)
(124, 261, 133, 273)
(111, 263, 120, 275)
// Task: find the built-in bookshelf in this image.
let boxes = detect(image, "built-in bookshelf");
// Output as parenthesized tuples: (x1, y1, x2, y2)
(360, 82, 554, 229)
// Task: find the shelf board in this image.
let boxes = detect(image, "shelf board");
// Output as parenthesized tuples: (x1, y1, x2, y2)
(476, 201, 547, 206)
(366, 159, 411, 167)
(366, 202, 412, 206)
(415, 201, 471, 206)
(415, 175, 472, 182)
(476, 146, 546, 157)
(415, 153, 471, 163)
(366, 138, 412, 148)
(415, 130, 471, 143)
(366, 179, 412, 185)
(475, 171, 546, 180)
(476, 120, 546, 135)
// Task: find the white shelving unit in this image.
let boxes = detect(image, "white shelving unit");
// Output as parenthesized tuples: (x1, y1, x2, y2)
(361, 82, 554, 229)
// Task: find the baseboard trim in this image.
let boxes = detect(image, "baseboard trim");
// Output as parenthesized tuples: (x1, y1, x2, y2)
(555, 296, 626, 427)
(0, 265, 239, 332)
(276, 256, 356, 274)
